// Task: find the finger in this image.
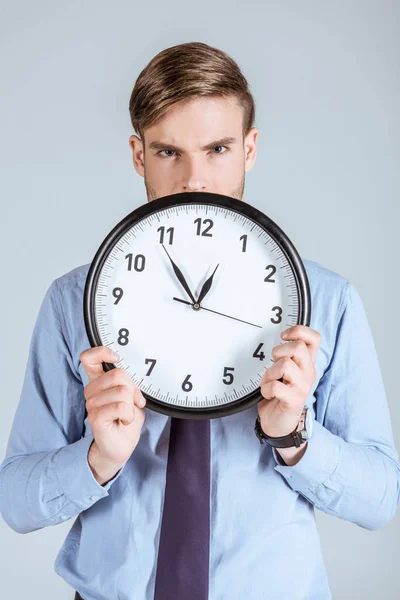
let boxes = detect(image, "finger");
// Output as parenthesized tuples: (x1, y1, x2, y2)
(86, 366, 135, 396)
(272, 339, 312, 372)
(85, 369, 146, 408)
(262, 356, 304, 390)
(260, 379, 304, 411)
(86, 384, 142, 412)
(281, 325, 322, 364)
(91, 399, 136, 427)
(80, 346, 120, 383)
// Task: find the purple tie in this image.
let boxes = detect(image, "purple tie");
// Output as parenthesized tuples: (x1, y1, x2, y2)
(153, 416, 211, 599)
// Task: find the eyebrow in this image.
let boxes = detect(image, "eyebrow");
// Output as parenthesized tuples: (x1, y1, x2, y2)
(148, 136, 238, 153)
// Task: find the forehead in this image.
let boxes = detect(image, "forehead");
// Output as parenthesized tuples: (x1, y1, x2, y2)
(144, 96, 244, 148)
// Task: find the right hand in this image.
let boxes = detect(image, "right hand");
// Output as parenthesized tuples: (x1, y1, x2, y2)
(80, 346, 147, 467)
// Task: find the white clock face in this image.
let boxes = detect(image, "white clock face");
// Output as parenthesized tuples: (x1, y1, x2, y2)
(92, 201, 302, 415)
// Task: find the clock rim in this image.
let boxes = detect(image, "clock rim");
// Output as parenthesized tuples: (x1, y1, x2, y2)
(83, 191, 311, 421)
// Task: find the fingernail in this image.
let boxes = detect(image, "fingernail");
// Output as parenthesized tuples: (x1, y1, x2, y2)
(111, 350, 121, 360)
(281, 331, 288, 339)
(140, 397, 146, 407)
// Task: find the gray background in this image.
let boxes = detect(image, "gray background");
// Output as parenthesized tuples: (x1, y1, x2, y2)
(0, 1, 399, 598)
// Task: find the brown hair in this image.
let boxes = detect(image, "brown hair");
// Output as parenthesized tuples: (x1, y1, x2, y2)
(128, 42, 256, 145)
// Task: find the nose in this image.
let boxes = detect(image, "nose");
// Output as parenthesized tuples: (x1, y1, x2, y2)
(181, 157, 207, 192)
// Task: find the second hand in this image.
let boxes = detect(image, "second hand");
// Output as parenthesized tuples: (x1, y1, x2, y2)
(172, 297, 263, 329)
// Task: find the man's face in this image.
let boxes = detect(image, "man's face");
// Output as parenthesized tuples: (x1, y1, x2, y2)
(128, 95, 258, 202)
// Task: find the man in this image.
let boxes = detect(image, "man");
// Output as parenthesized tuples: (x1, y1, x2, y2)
(1, 41, 399, 600)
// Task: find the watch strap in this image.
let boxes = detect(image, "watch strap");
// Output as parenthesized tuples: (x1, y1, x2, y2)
(254, 408, 307, 448)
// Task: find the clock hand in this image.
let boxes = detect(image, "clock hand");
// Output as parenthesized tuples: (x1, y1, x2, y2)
(196, 264, 219, 305)
(173, 297, 262, 329)
(162, 244, 197, 305)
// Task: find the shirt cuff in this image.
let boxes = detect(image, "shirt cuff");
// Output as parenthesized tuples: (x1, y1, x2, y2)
(52, 434, 126, 511)
(271, 419, 342, 494)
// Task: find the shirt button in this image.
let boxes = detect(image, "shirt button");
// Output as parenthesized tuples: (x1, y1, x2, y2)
(90, 495, 99, 501)
(60, 515, 67, 520)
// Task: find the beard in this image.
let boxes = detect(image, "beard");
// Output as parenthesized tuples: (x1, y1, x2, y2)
(230, 174, 245, 200)
(144, 175, 159, 201)
(144, 172, 246, 202)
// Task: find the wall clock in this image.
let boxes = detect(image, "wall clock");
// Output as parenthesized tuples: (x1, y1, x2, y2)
(83, 191, 311, 420)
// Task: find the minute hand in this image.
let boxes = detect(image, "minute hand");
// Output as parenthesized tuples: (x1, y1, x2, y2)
(162, 244, 197, 304)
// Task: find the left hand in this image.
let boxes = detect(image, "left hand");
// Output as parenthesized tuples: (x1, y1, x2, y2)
(258, 325, 321, 438)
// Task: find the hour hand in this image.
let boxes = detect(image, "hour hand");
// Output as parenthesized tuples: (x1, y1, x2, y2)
(162, 244, 197, 304)
(196, 264, 219, 305)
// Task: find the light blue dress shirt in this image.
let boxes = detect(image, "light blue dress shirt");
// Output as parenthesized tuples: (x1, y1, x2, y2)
(1, 258, 399, 600)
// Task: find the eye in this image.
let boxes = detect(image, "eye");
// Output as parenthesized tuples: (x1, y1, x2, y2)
(158, 149, 177, 158)
(157, 146, 228, 158)
(212, 145, 227, 154)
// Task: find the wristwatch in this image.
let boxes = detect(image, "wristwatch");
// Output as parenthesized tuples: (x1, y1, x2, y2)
(254, 406, 313, 448)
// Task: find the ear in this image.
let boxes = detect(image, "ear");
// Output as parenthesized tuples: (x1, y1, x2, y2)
(244, 127, 258, 173)
(128, 134, 145, 177)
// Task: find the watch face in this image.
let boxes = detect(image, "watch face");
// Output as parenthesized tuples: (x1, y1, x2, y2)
(304, 407, 313, 438)
(84, 191, 311, 419)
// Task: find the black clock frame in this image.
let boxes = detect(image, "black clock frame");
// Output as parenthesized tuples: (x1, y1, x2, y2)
(83, 191, 311, 426)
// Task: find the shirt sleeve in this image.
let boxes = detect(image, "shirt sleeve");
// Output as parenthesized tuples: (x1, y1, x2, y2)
(0, 279, 126, 535)
(271, 280, 400, 531)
